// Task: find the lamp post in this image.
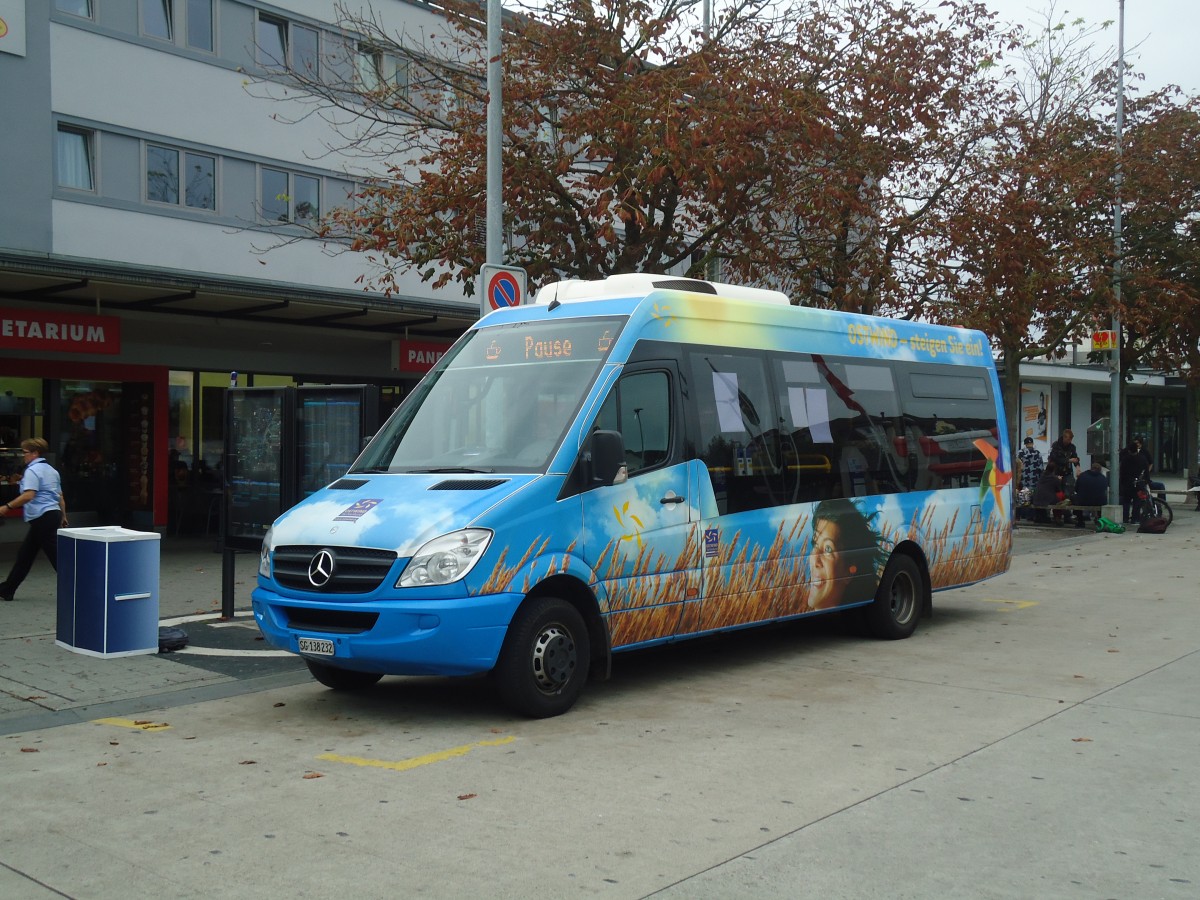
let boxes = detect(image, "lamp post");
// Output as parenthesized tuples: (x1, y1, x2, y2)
(1108, 0, 1124, 504)
(486, 0, 502, 270)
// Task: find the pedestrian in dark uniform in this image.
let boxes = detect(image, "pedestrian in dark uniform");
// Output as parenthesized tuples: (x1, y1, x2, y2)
(1117, 441, 1142, 524)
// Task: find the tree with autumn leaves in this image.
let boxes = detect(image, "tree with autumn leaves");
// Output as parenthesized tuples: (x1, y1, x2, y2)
(291, 0, 1011, 310)
(1110, 95, 1200, 383)
(934, 9, 1200, 450)
(265, 0, 1198, 444)
(933, 11, 1118, 445)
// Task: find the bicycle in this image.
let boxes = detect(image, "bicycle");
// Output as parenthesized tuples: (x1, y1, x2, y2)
(1132, 475, 1173, 527)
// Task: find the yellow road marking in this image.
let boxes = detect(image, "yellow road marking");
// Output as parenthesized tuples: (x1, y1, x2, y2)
(980, 599, 1038, 610)
(92, 717, 171, 731)
(317, 735, 516, 771)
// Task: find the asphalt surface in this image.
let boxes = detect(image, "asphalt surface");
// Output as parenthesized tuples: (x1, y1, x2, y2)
(0, 482, 1197, 898)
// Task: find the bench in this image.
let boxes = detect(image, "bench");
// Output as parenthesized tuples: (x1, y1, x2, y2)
(1016, 502, 1105, 526)
(1168, 487, 1200, 510)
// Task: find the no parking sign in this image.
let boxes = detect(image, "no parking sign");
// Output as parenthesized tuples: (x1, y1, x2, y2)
(479, 265, 527, 317)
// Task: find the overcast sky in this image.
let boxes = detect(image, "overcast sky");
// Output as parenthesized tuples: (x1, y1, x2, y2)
(980, 0, 1197, 95)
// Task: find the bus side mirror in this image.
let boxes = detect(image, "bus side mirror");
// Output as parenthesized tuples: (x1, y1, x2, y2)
(590, 430, 628, 486)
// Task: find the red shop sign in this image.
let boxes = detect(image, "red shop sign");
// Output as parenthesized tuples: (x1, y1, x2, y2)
(392, 338, 450, 373)
(0, 307, 121, 355)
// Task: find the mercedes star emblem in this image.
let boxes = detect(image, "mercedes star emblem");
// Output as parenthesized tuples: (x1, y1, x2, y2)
(308, 549, 337, 588)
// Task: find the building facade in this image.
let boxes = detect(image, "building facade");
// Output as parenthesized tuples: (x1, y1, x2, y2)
(1017, 357, 1194, 479)
(1, 2, 1193, 542)
(0, 0, 479, 538)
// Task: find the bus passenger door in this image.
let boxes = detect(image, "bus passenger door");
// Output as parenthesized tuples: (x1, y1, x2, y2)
(580, 364, 701, 649)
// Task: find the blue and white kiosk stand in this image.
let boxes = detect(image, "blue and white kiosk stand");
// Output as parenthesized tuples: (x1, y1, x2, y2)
(56, 527, 160, 658)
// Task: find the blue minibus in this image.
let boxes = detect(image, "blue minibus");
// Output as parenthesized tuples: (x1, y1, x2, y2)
(252, 274, 1012, 716)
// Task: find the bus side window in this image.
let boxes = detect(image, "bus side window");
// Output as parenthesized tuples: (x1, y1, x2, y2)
(773, 354, 907, 501)
(689, 350, 783, 513)
(594, 371, 671, 477)
(901, 367, 996, 490)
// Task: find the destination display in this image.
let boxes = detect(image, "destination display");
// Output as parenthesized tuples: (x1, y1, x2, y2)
(470, 318, 624, 367)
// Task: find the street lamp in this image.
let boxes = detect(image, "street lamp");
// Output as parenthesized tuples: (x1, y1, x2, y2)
(1108, 0, 1124, 504)
(486, 0, 502, 268)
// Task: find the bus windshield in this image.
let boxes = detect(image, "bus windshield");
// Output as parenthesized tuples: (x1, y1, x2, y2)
(353, 317, 625, 474)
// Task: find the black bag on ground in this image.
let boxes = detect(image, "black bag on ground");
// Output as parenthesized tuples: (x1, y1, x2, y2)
(1137, 517, 1169, 534)
(158, 626, 190, 652)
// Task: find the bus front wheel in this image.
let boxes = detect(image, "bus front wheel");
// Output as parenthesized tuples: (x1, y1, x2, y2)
(494, 596, 590, 718)
(305, 659, 384, 691)
(865, 555, 923, 640)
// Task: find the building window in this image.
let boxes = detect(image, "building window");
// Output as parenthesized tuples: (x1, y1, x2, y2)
(257, 14, 287, 67)
(55, 0, 92, 18)
(357, 46, 410, 98)
(257, 14, 320, 77)
(293, 25, 319, 77)
(137, 0, 213, 52)
(147, 144, 216, 210)
(293, 174, 319, 223)
(261, 168, 320, 224)
(261, 168, 289, 222)
(187, 0, 214, 52)
(56, 126, 95, 191)
(143, 0, 173, 40)
(184, 152, 216, 210)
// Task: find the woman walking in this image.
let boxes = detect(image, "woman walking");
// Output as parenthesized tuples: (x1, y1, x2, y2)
(1, 438, 69, 601)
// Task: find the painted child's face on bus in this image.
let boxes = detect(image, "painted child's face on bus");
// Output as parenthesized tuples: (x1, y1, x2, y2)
(810, 518, 843, 609)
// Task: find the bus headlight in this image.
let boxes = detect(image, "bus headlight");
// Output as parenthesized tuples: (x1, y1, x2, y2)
(398, 529, 493, 587)
(259, 528, 273, 578)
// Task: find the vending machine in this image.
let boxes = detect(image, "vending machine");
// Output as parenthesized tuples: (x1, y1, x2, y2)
(224, 387, 294, 552)
(296, 385, 380, 499)
(222, 384, 379, 614)
(223, 385, 379, 552)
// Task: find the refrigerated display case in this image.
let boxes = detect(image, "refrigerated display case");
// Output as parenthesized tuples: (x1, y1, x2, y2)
(223, 385, 380, 552)
(224, 387, 295, 551)
(296, 385, 379, 499)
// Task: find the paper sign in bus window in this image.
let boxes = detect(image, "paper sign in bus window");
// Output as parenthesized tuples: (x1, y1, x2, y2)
(781, 358, 820, 383)
(788, 387, 834, 443)
(712, 371, 745, 432)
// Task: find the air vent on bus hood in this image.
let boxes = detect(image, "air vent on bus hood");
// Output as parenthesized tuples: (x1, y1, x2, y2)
(329, 479, 369, 490)
(429, 479, 509, 491)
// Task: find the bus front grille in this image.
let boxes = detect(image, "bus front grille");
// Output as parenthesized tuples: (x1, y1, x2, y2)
(273, 545, 398, 594)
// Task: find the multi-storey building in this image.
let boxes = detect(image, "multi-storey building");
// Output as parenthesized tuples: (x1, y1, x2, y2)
(0, 2, 1192, 541)
(0, 0, 478, 535)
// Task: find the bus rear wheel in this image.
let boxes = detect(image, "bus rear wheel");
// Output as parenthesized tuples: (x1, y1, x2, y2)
(305, 659, 383, 691)
(494, 596, 589, 718)
(865, 555, 923, 640)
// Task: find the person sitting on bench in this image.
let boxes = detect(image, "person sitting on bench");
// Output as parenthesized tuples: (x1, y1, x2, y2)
(1071, 461, 1109, 529)
(1031, 461, 1064, 524)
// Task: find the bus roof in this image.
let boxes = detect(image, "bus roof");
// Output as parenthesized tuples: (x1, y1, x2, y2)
(531, 274, 792, 307)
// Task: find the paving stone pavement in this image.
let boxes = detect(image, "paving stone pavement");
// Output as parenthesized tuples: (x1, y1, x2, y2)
(0, 536, 307, 735)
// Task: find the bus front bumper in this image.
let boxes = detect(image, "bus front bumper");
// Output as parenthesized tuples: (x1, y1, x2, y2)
(250, 588, 525, 677)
